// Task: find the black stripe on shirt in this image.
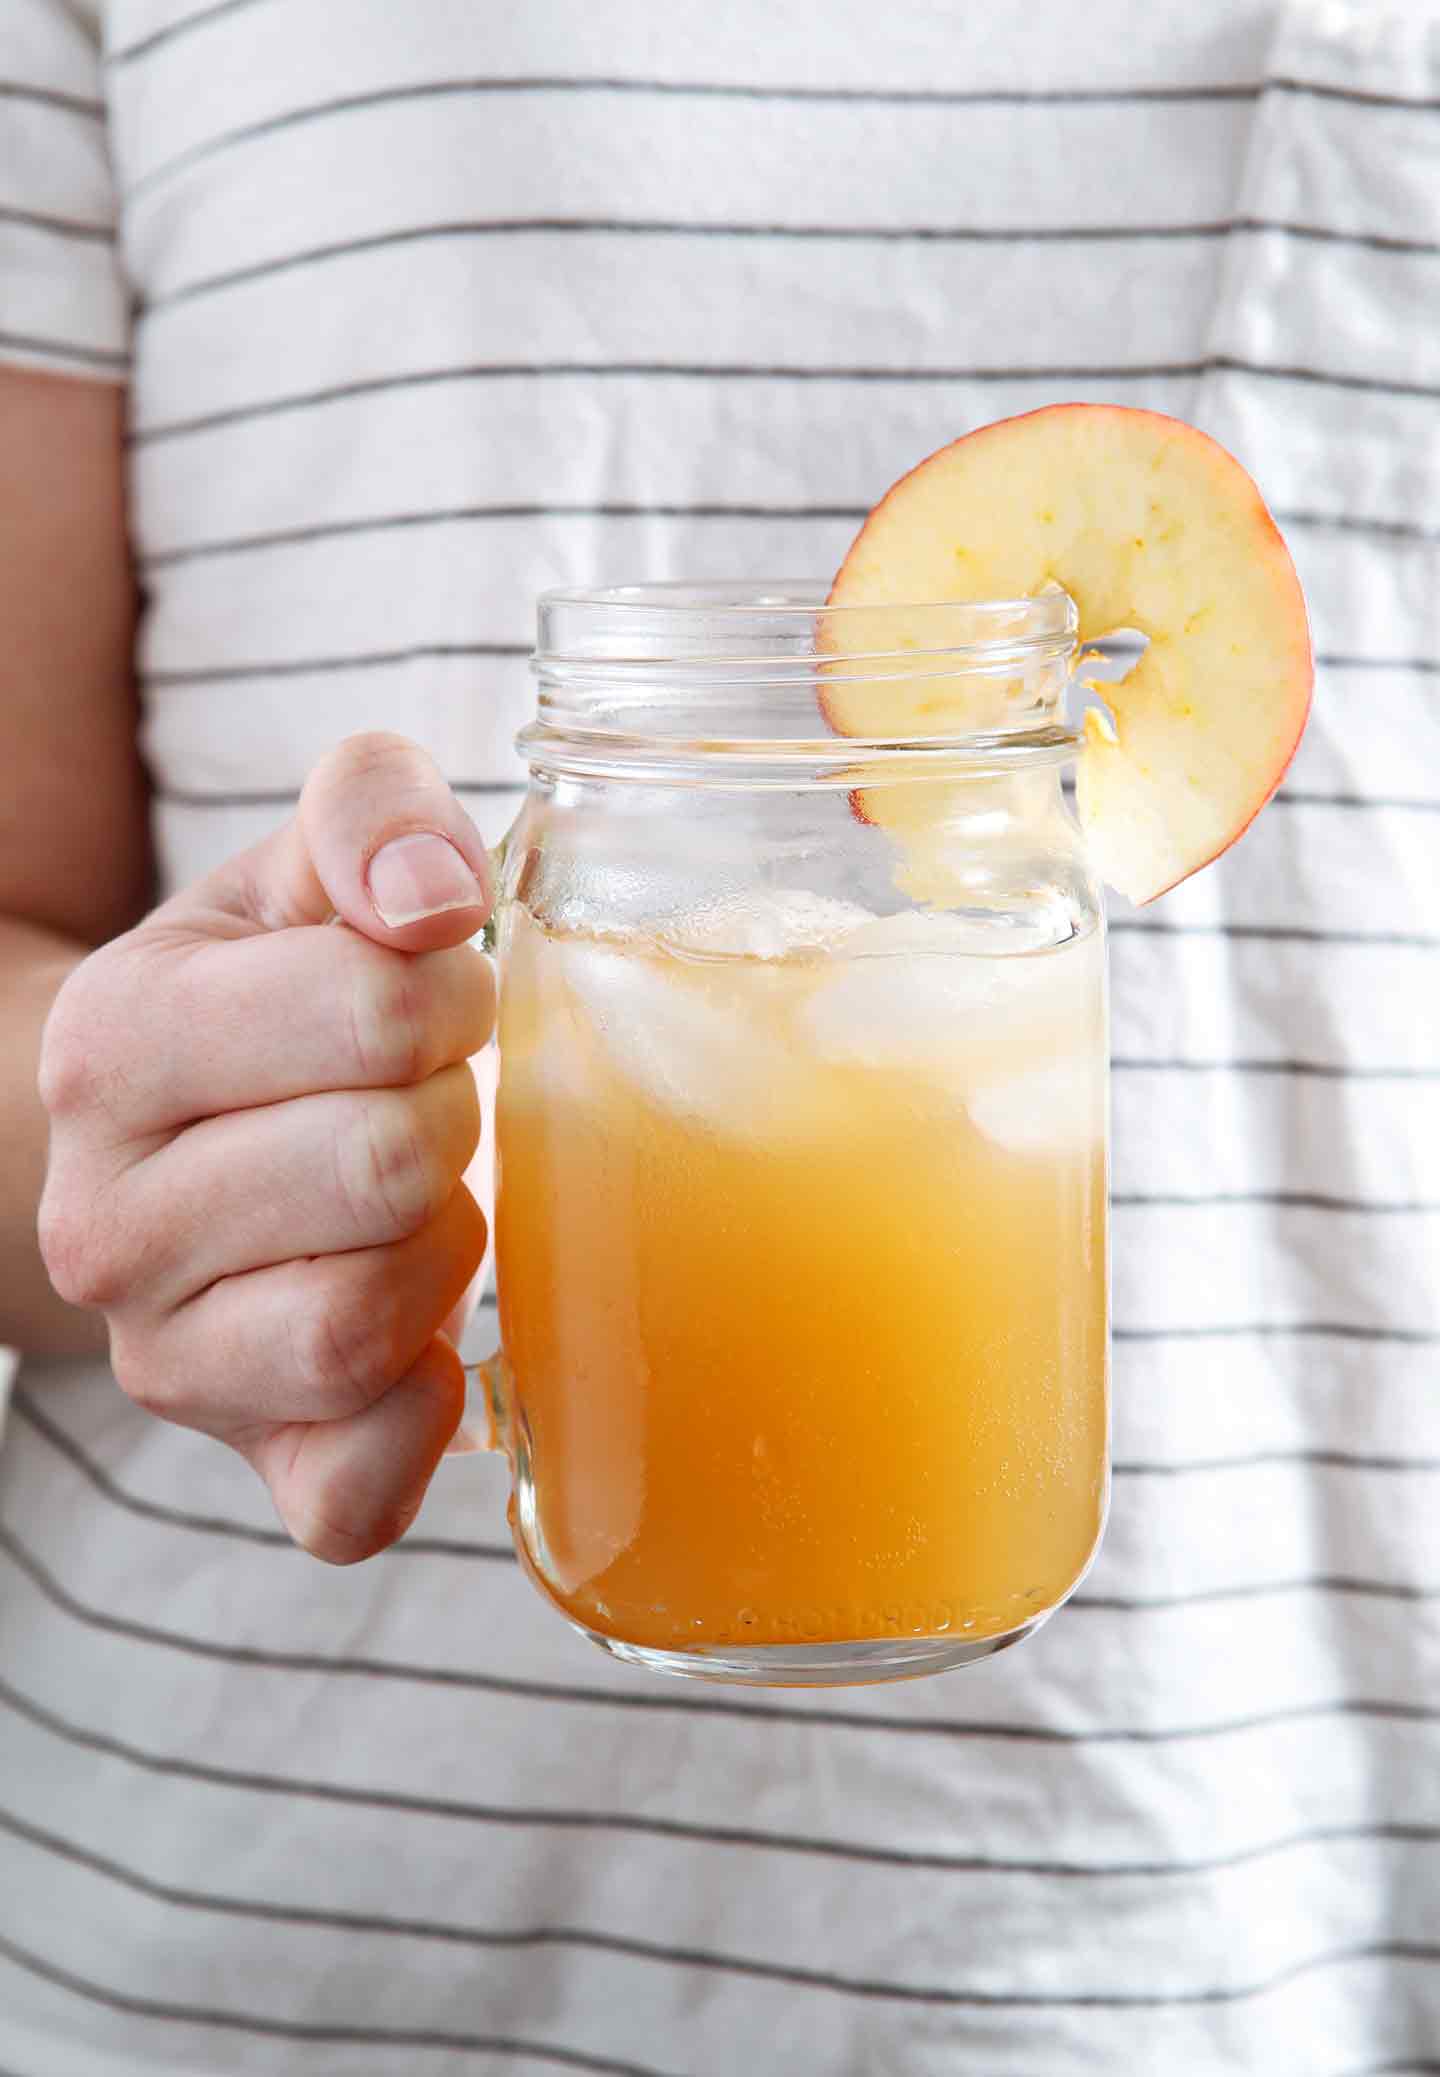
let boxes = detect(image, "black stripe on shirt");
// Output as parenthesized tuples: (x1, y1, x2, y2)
(1072, 1576, 1437, 1612)
(3, 1524, 1436, 1727)
(121, 77, 1267, 201)
(1, 1893, 1435, 2020)
(1112, 1322, 1437, 1344)
(5, 1795, 1440, 1922)
(1112, 1191, 1438, 1215)
(1109, 919, 1440, 951)
(0, 205, 111, 244)
(1245, 219, 1440, 258)
(0, 79, 103, 117)
(116, 71, 1440, 206)
(139, 501, 867, 567)
(2, 1673, 1435, 1873)
(113, 67, 1263, 105)
(0, 328, 126, 372)
(1269, 77, 1440, 113)
(1115, 1449, 1440, 1476)
(1112, 1059, 1439, 1083)
(8, 1390, 513, 1559)
(1318, 654, 1439, 675)
(134, 637, 1436, 722)
(97, 61, 1440, 111)
(128, 361, 1207, 445)
(137, 761, 1440, 827)
(108, 0, 272, 66)
(1335, 2066, 1440, 2077)
(138, 222, 1213, 315)
(2, 1804, 1439, 2014)
(135, 350, 1440, 409)
(0, 1687, 1301, 1897)
(117, 497, 1440, 596)
(1334, 2066, 1440, 2077)
(138, 218, 1440, 316)
(1217, 357, 1440, 403)
(1255, 222, 1437, 258)
(0, 1929, 675, 2076)
(154, 783, 524, 808)
(130, 484, 1440, 587)
(1274, 790, 1440, 814)
(144, 642, 528, 687)
(1276, 507, 1440, 546)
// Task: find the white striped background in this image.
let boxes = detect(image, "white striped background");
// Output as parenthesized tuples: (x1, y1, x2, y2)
(1, 0, 1437, 2071)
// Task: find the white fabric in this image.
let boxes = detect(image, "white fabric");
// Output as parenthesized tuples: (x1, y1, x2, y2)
(0, 0, 128, 373)
(2, 2, 1439, 2071)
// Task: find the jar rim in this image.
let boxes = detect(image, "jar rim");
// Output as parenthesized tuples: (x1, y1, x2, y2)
(536, 579, 1076, 650)
(524, 579, 1080, 784)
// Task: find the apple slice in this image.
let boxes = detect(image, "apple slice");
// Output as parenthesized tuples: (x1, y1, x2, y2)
(823, 405, 1313, 904)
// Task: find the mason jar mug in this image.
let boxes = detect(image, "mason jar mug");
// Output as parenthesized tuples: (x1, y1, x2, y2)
(473, 582, 1109, 1687)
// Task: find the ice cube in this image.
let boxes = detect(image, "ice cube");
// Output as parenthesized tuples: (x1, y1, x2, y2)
(841, 908, 1065, 960)
(658, 889, 871, 961)
(967, 1058, 1105, 1156)
(797, 912, 1103, 1085)
(796, 909, 1027, 1073)
(798, 949, 1008, 1073)
(497, 911, 595, 1106)
(553, 936, 807, 1136)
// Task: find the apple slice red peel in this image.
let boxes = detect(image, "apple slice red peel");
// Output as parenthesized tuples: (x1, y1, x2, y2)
(823, 405, 1313, 905)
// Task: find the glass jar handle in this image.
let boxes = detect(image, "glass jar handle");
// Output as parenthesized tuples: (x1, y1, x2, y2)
(479, 827, 513, 955)
(449, 1349, 513, 1458)
(447, 829, 518, 1458)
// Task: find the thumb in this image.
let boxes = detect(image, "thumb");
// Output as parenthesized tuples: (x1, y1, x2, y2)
(186, 732, 495, 954)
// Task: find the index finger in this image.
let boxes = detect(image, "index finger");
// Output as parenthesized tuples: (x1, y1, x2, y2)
(46, 922, 495, 1145)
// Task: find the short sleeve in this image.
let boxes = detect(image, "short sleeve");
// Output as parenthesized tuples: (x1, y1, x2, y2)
(0, 0, 128, 380)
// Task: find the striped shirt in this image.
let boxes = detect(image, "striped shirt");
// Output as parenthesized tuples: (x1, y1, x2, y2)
(2, 1, 1438, 2071)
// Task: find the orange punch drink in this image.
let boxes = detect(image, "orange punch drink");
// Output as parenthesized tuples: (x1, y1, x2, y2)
(491, 896, 1108, 1680)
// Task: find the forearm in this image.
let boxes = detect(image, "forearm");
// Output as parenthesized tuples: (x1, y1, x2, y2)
(0, 915, 107, 1357)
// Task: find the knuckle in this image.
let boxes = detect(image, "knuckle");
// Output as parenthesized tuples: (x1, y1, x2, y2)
(37, 967, 103, 1120)
(288, 1287, 388, 1418)
(340, 1091, 446, 1242)
(302, 731, 439, 830)
(37, 1181, 125, 1310)
(329, 730, 426, 786)
(38, 938, 156, 1124)
(35, 1192, 89, 1304)
(347, 952, 433, 1087)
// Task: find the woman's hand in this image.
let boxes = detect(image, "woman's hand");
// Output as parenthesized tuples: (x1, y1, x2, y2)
(37, 732, 496, 1563)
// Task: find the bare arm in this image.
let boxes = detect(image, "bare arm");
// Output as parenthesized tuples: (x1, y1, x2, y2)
(0, 365, 151, 1354)
(7, 367, 492, 1556)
